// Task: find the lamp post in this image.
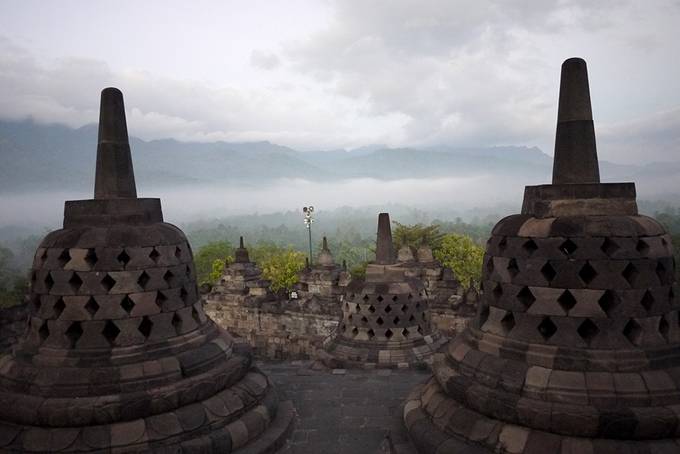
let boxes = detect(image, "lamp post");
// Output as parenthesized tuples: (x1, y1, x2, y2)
(302, 206, 314, 266)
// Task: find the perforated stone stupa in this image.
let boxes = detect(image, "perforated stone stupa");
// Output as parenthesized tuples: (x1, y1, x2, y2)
(404, 58, 680, 453)
(0, 88, 293, 453)
(324, 213, 445, 367)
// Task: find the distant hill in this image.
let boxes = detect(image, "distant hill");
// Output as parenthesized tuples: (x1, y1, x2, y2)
(0, 119, 677, 198)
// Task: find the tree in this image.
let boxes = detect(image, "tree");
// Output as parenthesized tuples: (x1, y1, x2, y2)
(434, 233, 485, 289)
(193, 241, 234, 285)
(392, 222, 445, 250)
(250, 243, 306, 292)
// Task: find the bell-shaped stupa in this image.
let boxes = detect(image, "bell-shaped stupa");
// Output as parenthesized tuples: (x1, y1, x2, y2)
(324, 213, 445, 368)
(404, 58, 680, 453)
(0, 88, 293, 453)
(295, 237, 350, 302)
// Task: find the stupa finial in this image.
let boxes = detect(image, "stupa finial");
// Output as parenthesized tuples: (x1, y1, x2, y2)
(552, 57, 600, 184)
(239, 236, 245, 248)
(94, 87, 137, 199)
(322, 236, 329, 251)
(375, 213, 395, 265)
(235, 235, 250, 263)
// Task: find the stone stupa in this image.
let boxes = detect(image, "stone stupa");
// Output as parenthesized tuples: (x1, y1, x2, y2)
(208, 236, 275, 306)
(404, 58, 680, 453)
(324, 213, 445, 368)
(294, 237, 350, 303)
(0, 88, 293, 453)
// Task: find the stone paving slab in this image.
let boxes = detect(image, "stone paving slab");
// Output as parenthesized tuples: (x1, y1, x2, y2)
(258, 360, 429, 454)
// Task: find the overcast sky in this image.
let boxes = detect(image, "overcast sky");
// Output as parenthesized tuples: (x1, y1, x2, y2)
(0, 0, 678, 163)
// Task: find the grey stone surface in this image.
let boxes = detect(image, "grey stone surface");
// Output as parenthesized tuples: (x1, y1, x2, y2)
(260, 361, 425, 454)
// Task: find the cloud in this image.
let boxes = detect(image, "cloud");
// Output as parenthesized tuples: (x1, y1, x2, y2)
(250, 50, 281, 70)
(0, 0, 679, 163)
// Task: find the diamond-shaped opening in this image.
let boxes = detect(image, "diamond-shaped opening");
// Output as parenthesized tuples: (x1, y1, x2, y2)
(85, 249, 98, 268)
(659, 316, 670, 342)
(557, 290, 577, 313)
(39, 249, 48, 265)
(492, 282, 503, 300)
(500, 312, 515, 334)
(577, 319, 599, 346)
(402, 328, 410, 338)
(393, 316, 400, 324)
(537, 317, 557, 340)
(640, 290, 655, 312)
(185, 265, 192, 278)
(376, 317, 384, 325)
(392, 295, 398, 302)
(156, 291, 167, 308)
(361, 316, 368, 323)
(377, 295, 384, 302)
(348, 314, 353, 321)
(117, 250, 131, 267)
(175, 246, 182, 259)
(656, 261, 668, 285)
(68, 272, 83, 293)
(636, 239, 650, 255)
(622, 263, 639, 287)
(516, 286, 536, 309)
(137, 271, 150, 289)
(149, 248, 161, 263)
(598, 290, 620, 316)
(541, 262, 556, 283)
(53, 297, 65, 318)
(409, 315, 416, 322)
(579, 262, 598, 285)
(38, 321, 49, 342)
(561, 239, 578, 256)
(363, 294, 370, 302)
(341, 324, 346, 333)
(417, 326, 424, 335)
(172, 312, 183, 335)
(401, 304, 408, 312)
(385, 328, 393, 339)
(65, 321, 83, 348)
(120, 295, 135, 314)
(84, 297, 99, 317)
(384, 305, 392, 313)
(408, 293, 413, 300)
(45, 272, 55, 291)
(367, 328, 375, 338)
(57, 249, 71, 268)
(101, 274, 116, 292)
(138, 316, 153, 339)
(522, 239, 538, 256)
(102, 320, 120, 345)
(507, 258, 519, 279)
(352, 326, 359, 338)
(600, 238, 620, 257)
(163, 270, 175, 286)
(368, 305, 376, 313)
(486, 257, 495, 273)
(191, 306, 201, 324)
(180, 287, 188, 303)
(623, 319, 642, 346)
(354, 304, 361, 313)
(498, 236, 508, 252)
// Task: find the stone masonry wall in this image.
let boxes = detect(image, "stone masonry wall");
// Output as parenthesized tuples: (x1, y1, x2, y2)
(204, 297, 475, 360)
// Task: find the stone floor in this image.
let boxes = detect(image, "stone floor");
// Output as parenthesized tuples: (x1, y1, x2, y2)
(258, 360, 429, 454)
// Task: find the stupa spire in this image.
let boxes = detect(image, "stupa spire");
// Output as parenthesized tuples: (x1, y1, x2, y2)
(94, 87, 137, 199)
(235, 235, 250, 263)
(552, 57, 600, 184)
(375, 212, 395, 265)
